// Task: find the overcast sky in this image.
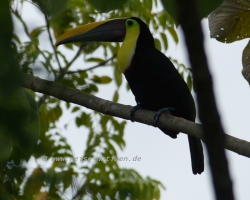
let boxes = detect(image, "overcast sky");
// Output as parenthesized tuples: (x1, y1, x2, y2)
(16, 2, 250, 200)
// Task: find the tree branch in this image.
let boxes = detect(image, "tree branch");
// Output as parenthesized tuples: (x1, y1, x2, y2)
(175, 0, 234, 199)
(20, 73, 250, 159)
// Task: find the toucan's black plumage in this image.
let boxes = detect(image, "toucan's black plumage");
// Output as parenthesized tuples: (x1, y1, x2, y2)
(55, 17, 204, 174)
(124, 17, 204, 174)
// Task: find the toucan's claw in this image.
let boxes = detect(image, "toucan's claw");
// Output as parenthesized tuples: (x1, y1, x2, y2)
(130, 104, 141, 122)
(154, 107, 176, 126)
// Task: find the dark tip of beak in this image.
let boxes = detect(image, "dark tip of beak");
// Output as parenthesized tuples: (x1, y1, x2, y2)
(55, 18, 128, 46)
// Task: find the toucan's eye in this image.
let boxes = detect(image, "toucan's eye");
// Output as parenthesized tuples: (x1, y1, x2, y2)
(127, 20, 133, 27)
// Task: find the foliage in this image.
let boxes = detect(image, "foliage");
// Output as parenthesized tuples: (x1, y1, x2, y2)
(86, 0, 128, 12)
(0, 0, 193, 199)
(208, 0, 250, 84)
(161, 0, 223, 23)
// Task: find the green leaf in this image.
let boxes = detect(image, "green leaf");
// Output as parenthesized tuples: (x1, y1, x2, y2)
(81, 83, 98, 93)
(54, 105, 63, 120)
(54, 171, 64, 185)
(160, 32, 168, 50)
(198, 0, 223, 18)
(25, 91, 39, 122)
(18, 91, 40, 153)
(30, 26, 45, 39)
(66, 102, 70, 109)
(111, 134, 125, 150)
(167, 27, 178, 44)
(12, 33, 21, 44)
(112, 91, 119, 103)
(154, 38, 161, 51)
(160, 0, 176, 22)
(72, 106, 80, 113)
(0, 127, 11, 167)
(87, 130, 95, 147)
(187, 75, 193, 91)
(114, 65, 122, 87)
(161, 0, 223, 21)
(126, 82, 130, 91)
(75, 74, 87, 86)
(57, 51, 69, 66)
(179, 71, 184, 79)
(41, 52, 53, 70)
(0, 87, 35, 159)
(23, 168, 45, 195)
(62, 169, 74, 190)
(36, 0, 69, 17)
(208, 0, 250, 43)
(64, 43, 74, 50)
(92, 75, 112, 84)
(46, 104, 63, 123)
(87, 0, 128, 12)
(100, 76, 112, 84)
(60, 78, 76, 88)
(76, 112, 91, 127)
(7, 87, 31, 120)
(86, 57, 105, 63)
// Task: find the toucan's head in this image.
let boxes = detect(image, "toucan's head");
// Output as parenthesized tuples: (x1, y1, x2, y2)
(55, 17, 155, 72)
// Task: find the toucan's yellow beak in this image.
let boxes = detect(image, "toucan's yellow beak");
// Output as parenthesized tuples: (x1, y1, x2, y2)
(55, 18, 127, 47)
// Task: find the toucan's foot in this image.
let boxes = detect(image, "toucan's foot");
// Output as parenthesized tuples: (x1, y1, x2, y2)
(130, 104, 141, 122)
(154, 107, 176, 126)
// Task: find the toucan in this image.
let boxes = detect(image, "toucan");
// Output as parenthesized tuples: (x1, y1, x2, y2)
(55, 17, 204, 175)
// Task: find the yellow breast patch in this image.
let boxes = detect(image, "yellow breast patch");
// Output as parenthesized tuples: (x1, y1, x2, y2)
(117, 19, 140, 72)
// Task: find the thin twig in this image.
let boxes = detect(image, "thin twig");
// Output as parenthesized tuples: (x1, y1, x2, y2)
(64, 44, 85, 71)
(55, 44, 85, 81)
(66, 53, 116, 75)
(11, 8, 31, 40)
(44, 15, 62, 71)
(40, 51, 57, 77)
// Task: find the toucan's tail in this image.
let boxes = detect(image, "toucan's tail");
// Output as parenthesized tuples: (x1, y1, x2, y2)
(188, 136, 204, 174)
(160, 128, 204, 174)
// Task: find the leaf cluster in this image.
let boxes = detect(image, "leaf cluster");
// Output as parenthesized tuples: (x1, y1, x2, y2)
(208, 0, 250, 84)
